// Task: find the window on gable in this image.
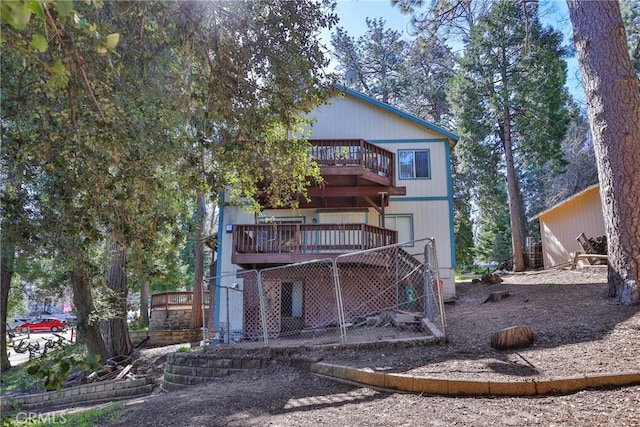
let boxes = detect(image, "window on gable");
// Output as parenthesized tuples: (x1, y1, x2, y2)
(399, 149, 431, 179)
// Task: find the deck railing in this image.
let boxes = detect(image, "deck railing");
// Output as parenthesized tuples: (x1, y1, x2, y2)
(151, 291, 210, 311)
(233, 223, 397, 255)
(309, 139, 394, 180)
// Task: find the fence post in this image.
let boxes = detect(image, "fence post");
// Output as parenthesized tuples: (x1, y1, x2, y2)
(257, 272, 269, 346)
(332, 259, 347, 344)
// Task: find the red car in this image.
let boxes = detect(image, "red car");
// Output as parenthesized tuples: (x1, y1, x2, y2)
(16, 318, 67, 333)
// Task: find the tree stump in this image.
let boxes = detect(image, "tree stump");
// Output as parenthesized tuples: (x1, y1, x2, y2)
(491, 325, 535, 350)
(483, 290, 510, 303)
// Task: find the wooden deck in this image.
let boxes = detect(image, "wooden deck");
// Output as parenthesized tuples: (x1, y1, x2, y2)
(310, 139, 395, 183)
(258, 139, 405, 209)
(151, 291, 210, 311)
(232, 223, 397, 268)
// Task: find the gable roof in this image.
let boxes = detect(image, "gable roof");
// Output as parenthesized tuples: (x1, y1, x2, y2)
(334, 84, 459, 144)
(532, 184, 600, 220)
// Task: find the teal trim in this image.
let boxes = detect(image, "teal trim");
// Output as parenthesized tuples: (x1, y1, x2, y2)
(369, 138, 449, 144)
(264, 215, 305, 223)
(335, 84, 459, 142)
(214, 199, 225, 332)
(444, 141, 457, 268)
(389, 196, 449, 202)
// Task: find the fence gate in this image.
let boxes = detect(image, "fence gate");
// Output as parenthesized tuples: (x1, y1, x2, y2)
(334, 238, 446, 344)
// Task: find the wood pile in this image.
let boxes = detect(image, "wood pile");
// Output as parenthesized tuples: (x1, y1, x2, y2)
(588, 236, 607, 254)
(63, 354, 136, 388)
(496, 258, 513, 271)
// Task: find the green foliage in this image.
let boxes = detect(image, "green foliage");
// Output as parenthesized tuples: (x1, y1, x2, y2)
(1, 342, 98, 394)
(331, 18, 455, 124)
(90, 286, 127, 324)
(332, 18, 409, 105)
(2, 0, 338, 363)
(58, 403, 125, 426)
(448, 0, 571, 260)
(1, 0, 120, 89)
(475, 181, 512, 263)
(620, 0, 640, 77)
(26, 349, 101, 391)
(176, 347, 192, 353)
(0, 365, 44, 395)
(1, 403, 124, 427)
(6, 284, 25, 320)
(127, 317, 148, 332)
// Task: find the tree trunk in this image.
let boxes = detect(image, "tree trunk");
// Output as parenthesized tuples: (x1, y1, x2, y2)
(190, 195, 206, 329)
(503, 106, 526, 272)
(140, 278, 150, 327)
(1, 243, 15, 372)
(102, 242, 133, 358)
(568, 0, 640, 304)
(71, 266, 108, 362)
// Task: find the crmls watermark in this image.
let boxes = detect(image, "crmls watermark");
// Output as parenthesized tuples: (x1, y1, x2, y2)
(14, 412, 67, 425)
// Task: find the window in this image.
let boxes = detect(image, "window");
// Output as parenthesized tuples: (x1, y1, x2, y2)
(384, 214, 413, 244)
(399, 149, 430, 179)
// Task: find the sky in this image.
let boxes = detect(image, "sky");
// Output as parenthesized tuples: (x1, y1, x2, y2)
(325, 0, 585, 105)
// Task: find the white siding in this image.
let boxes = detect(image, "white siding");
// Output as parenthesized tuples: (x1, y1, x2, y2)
(380, 142, 449, 198)
(309, 95, 445, 140)
(218, 206, 254, 277)
(308, 96, 452, 199)
(220, 90, 457, 301)
(538, 186, 606, 268)
(383, 200, 453, 268)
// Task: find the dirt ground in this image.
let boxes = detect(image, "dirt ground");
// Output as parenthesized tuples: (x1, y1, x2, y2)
(56, 267, 640, 425)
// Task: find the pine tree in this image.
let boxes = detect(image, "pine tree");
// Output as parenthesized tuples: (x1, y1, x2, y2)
(448, 0, 570, 271)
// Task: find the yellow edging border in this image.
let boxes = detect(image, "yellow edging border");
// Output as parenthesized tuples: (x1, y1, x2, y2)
(310, 362, 640, 396)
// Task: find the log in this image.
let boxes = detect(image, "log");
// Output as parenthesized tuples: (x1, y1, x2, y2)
(491, 325, 535, 350)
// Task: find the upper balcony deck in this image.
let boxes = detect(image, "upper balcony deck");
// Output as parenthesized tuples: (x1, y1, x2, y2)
(309, 139, 396, 187)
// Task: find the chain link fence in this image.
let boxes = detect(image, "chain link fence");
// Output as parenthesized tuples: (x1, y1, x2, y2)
(206, 238, 446, 347)
(205, 270, 259, 344)
(335, 238, 446, 344)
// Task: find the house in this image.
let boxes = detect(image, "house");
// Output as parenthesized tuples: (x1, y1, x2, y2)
(213, 85, 458, 338)
(534, 184, 605, 268)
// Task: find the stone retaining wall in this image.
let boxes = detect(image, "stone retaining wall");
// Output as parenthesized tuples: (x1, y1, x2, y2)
(162, 351, 640, 397)
(149, 309, 192, 330)
(130, 329, 202, 347)
(162, 352, 274, 391)
(1, 377, 155, 413)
